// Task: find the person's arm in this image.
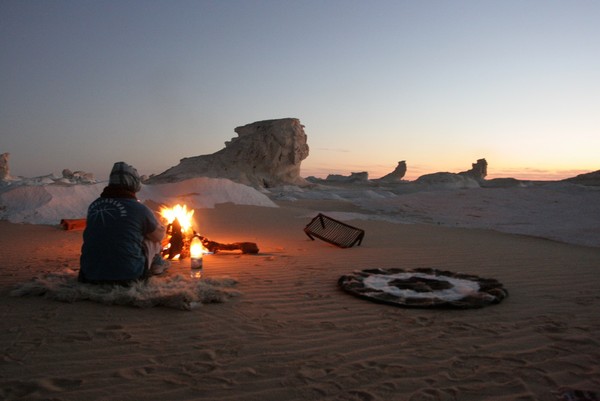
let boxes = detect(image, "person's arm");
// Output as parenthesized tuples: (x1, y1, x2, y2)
(142, 207, 166, 242)
(145, 222, 166, 242)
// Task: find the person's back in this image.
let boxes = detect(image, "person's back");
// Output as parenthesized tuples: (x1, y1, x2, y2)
(79, 162, 164, 284)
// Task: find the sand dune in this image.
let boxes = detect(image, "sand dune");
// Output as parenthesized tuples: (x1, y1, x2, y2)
(1, 201, 599, 400)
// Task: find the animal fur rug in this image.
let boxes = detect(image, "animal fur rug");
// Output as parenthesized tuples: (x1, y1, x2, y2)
(10, 269, 239, 310)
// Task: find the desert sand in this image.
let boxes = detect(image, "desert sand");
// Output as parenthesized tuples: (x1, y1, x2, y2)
(1, 199, 599, 401)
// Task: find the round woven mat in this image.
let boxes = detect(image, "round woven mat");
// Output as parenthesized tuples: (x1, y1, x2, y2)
(338, 267, 508, 308)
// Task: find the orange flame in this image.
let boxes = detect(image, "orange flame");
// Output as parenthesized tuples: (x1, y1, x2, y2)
(159, 204, 208, 259)
(160, 204, 195, 234)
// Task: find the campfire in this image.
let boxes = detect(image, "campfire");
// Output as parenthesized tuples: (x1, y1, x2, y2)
(160, 204, 201, 260)
(159, 203, 259, 260)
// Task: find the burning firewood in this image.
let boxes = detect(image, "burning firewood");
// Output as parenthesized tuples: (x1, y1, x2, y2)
(161, 229, 259, 259)
(163, 219, 185, 260)
(159, 203, 259, 258)
(198, 236, 259, 254)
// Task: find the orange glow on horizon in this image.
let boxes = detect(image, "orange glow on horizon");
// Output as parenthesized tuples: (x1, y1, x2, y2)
(301, 164, 596, 182)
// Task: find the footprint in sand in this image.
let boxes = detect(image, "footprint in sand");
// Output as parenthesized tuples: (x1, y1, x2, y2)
(0, 377, 83, 399)
(64, 330, 94, 342)
(408, 388, 447, 401)
(115, 366, 156, 380)
(345, 390, 376, 401)
(94, 325, 133, 341)
(180, 361, 218, 375)
(38, 377, 83, 392)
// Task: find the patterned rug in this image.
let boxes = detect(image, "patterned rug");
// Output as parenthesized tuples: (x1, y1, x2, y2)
(338, 267, 508, 308)
(10, 269, 239, 310)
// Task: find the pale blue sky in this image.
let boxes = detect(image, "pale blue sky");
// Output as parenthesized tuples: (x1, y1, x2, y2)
(1, 0, 598, 180)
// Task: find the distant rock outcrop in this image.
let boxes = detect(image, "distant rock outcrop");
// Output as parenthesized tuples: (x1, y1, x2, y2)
(325, 171, 369, 183)
(415, 158, 487, 188)
(61, 169, 96, 184)
(414, 172, 480, 188)
(0, 154, 96, 185)
(1, 153, 11, 181)
(147, 118, 309, 188)
(481, 177, 526, 188)
(563, 170, 600, 186)
(375, 161, 407, 183)
(459, 158, 487, 181)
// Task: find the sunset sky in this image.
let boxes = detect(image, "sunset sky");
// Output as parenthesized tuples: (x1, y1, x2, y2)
(1, 1, 598, 181)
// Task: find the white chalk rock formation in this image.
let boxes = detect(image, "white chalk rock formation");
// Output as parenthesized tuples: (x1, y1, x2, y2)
(414, 172, 481, 189)
(0, 177, 278, 225)
(459, 158, 488, 181)
(375, 161, 407, 182)
(415, 158, 488, 189)
(62, 169, 96, 184)
(0, 153, 11, 181)
(148, 118, 309, 188)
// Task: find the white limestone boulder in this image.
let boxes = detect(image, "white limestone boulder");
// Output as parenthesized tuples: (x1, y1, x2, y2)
(148, 118, 309, 188)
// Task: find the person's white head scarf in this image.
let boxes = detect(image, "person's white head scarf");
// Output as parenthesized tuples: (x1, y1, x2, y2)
(108, 162, 142, 193)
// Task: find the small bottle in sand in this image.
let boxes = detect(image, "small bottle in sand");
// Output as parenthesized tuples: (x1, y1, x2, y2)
(189, 236, 203, 279)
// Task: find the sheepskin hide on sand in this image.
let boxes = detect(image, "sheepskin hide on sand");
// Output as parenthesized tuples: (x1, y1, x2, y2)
(10, 269, 239, 310)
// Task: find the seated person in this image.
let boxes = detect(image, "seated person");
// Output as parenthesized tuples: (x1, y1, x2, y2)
(79, 162, 167, 285)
